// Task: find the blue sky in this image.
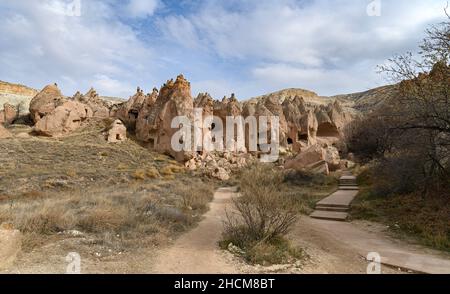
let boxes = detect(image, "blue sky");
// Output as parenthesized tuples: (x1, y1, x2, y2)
(0, 0, 448, 99)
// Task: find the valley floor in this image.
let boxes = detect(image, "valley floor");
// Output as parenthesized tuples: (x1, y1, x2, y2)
(5, 185, 450, 274)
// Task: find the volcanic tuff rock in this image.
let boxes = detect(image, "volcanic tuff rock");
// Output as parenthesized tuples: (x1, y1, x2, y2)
(73, 88, 110, 118)
(135, 75, 195, 162)
(29, 84, 65, 123)
(0, 103, 18, 124)
(0, 124, 12, 139)
(33, 100, 93, 137)
(106, 119, 127, 143)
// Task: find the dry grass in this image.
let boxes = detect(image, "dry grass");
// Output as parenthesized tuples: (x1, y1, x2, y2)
(0, 119, 217, 253)
(352, 169, 450, 252)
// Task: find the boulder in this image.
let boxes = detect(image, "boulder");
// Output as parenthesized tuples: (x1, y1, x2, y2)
(0, 124, 12, 139)
(306, 160, 330, 175)
(106, 119, 127, 143)
(0, 224, 22, 271)
(323, 146, 341, 171)
(211, 167, 230, 181)
(0, 103, 18, 124)
(33, 100, 93, 137)
(284, 144, 325, 170)
(29, 84, 65, 123)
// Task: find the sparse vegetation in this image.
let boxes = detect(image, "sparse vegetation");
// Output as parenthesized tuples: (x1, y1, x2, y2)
(346, 16, 450, 252)
(0, 119, 216, 254)
(352, 168, 450, 252)
(221, 164, 336, 265)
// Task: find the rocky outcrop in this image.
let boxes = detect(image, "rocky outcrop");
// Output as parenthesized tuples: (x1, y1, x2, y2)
(284, 144, 341, 174)
(29, 84, 65, 123)
(0, 224, 22, 271)
(73, 88, 110, 118)
(135, 75, 194, 161)
(0, 103, 18, 124)
(106, 119, 127, 143)
(0, 124, 12, 139)
(116, 87, 148, 129)
(33, 100, 93, 137)
(0, 81, 38, 97)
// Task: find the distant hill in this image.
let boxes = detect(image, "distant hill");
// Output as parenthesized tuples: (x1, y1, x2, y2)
(330, 84, 398, 113)
(0, 81, 38, 113)
(246, 85, 398, 114)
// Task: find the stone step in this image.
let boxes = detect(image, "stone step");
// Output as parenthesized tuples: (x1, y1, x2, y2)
(340, 181, 356, 184)
(338, 186, 359, 191)
(316, 203, 349, 209)
(315, 205, 349, 212)
(310, 211, 348, 221)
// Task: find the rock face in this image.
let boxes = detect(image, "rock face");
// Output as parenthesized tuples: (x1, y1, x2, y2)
(0, 81, 38, 97)
(116, 87, 148, 129)
(0, 103, 18, 124)
(73, 88, 110, 118)
(0, 124, 12, 139)
(33, 100, 93, 137)
(29, 84, 65, 123)
(135, 75, 194, 161)
(0, 225, 22, 271)
(106, 119, 127, 143)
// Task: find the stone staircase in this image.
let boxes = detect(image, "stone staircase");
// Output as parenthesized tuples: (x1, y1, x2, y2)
(310, 174, 359, 221)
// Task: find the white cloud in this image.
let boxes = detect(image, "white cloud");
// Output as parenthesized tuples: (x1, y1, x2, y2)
(125, 0, 160, 18)
(0, 0, 154, 97)
(158, 0, 449, 96)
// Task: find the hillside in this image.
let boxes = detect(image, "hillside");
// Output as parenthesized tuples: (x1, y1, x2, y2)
(330, 84, 398, 112)
(0, 81, 38, 113)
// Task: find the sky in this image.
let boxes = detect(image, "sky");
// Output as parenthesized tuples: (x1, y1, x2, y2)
(0, 0, 448, 99)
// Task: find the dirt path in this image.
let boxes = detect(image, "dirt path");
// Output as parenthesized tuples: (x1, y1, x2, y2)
(291, 217, 450, 274)
(150, 187, 242, 274)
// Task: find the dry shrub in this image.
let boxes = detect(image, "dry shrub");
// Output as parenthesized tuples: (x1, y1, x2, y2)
(78, 206, 130, 233)
(146, 167, 160, 179)
(222, 164, 300, 264)
(160, 164, 184, 176)
(175, 183, 215, 212)
(133, 169, 146, 180)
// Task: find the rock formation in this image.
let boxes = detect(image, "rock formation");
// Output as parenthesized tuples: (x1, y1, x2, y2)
(116, 87, 148, 129)
(0, 224, 22, 271)
(33, 100, 93, 137)
(135, 75, 194, 161)
(106, 119, 127, 143)
(29, 84, 65, 123)
(73, 88, 110, 118)
(0, 124, 12, 139)
(0, 103, 18, 124)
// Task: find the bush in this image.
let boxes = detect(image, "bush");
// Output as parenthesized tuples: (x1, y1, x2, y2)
(222, 164, 301, 265)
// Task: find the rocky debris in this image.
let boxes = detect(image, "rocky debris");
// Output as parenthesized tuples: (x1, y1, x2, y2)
(0, 103, 18, 124)
(212, 167, 230, 181)
(284, 144, 341, 175)
(135, 75, 195, 162)
(185, 151, 255, 181)
(106, 119, 127, 143)
(29, 84, 65, 123)
(0, 124, 12, 139)
(0, 224, 22, 271)
(33, 100, 93, 137)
